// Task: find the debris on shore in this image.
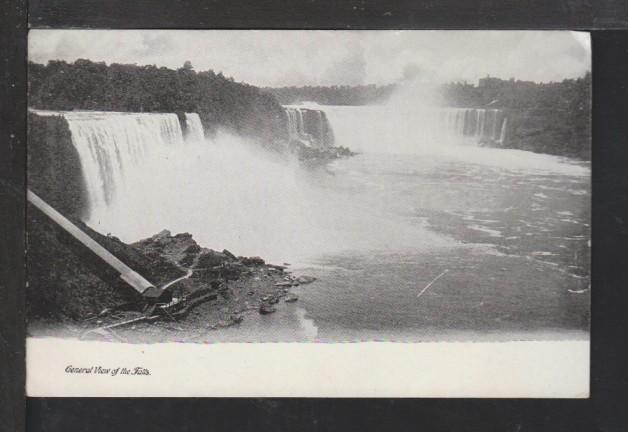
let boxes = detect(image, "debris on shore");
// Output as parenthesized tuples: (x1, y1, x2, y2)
(27, 206, 317, 341)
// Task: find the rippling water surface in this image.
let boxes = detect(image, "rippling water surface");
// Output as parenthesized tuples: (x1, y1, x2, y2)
(203, 149, 590, 342)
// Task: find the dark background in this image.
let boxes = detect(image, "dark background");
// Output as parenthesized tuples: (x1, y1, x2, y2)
(2, 1, 628, 431)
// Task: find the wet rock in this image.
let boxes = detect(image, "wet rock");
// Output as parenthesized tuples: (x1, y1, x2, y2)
(222, 249, 238, 260)
(154, 229, 172, 240)
(178, 253, 197, 267)
(218, 262, 247, 280)
(259, 304, 276, 315)
(296, 275, 317, 285)
(174, 232, 193, 240)
(184, 244, 202, 254)
(241, 256, 265, 266)
(197, 250, 230, 268)
(285, 294, 298, 303)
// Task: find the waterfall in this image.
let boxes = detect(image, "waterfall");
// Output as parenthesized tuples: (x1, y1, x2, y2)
(435, 108, 508, 144)
(498, 117, 508, 145)
(284, 106, 334, 148)
(286, 108, 303, 143)
(433, 108, 507, 143)
(322, 105, 509, 154)
(184, 113, 205, 142)
(31, 110, 189, 214)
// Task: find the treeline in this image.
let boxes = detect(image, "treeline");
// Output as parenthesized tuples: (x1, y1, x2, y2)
(267, 74, 591, 113)
(28, 59, 288, 146)
(265, 84, 395, 106)
(440, 73, 591, 111)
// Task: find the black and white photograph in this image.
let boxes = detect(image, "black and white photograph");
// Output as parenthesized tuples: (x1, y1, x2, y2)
(25, 30, 591, 397)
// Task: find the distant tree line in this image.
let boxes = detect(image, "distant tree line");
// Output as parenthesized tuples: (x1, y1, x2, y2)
(440, 73, 591, 111)
(267, 73, 590, 112)
(265, 84, 395, 106)
(28, 59, 288, 146)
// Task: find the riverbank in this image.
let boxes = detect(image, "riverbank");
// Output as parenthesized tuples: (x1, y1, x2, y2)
(27, 204, 316, 342)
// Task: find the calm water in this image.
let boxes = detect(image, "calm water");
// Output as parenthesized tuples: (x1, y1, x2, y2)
(200, 149, 590, 343)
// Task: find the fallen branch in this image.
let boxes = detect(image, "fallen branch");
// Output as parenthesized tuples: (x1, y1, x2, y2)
(417, 269, 449, 299)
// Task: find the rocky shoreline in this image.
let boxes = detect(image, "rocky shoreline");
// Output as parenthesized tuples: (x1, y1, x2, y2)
(27, 205, 316, 342)
(292, 140, 355, 164)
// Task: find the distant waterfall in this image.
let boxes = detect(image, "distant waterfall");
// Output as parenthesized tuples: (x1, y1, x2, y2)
(438, 108, 507, 144)
(498, 117, 508, 145)
(285, 106, 334, 148)
(322, 105, 509, 154)
(184, 113, 205, 142)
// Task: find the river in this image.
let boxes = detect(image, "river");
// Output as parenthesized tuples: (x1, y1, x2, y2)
(194, 106, 590, 342)
(46, 105, 590, 342)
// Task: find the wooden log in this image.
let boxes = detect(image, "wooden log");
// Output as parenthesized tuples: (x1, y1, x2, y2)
(27, 189, 162, 298)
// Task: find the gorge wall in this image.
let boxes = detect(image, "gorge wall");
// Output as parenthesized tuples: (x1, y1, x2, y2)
(27, 112, 89, 218)
(500, 108, 590, 159)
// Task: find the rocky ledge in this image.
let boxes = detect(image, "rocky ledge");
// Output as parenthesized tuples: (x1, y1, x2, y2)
(291, 140, 355, 164)
(27, 204, 316, 341)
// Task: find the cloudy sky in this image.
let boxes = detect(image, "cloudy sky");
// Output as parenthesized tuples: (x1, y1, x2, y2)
(29, 30, 590, 87)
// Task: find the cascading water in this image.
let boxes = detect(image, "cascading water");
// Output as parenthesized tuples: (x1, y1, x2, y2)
(32, 107, 454, 263)
(63, 111, 186, 212)
(439, 108, 507, 144)
(29, 104, 585, 268)
(284, 106, 334, 148)
(321, 105, 509, 155)
(285, 108, 304, 143)
(498, 117, 508, 145)
(31, 110, 191, 214)
(184, 113, 205, 142)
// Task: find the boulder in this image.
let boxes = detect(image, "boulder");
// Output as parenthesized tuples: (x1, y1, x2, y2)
(285, 294, 298, 303)
(296, 275, 317, 285)
(222, 249, 238, 260)
(240, 256, 265, 266)
(197, 250, 230, 268)
(259, 304, 276, 315)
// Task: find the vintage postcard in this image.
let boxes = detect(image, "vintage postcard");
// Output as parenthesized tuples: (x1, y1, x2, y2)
(26, 30, 590, 397)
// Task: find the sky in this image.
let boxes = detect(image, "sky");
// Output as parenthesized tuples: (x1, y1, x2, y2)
(28, 30, 591, 87)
